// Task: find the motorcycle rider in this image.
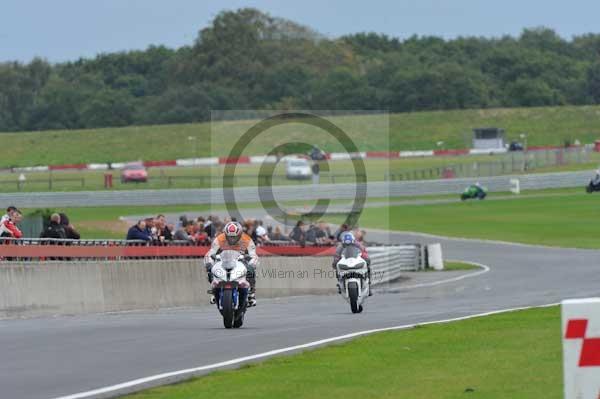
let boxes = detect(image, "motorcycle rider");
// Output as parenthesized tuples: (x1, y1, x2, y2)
(204, 221, 259, 307)
(592, 169, 600, 186)
(332, 232, 372, 296)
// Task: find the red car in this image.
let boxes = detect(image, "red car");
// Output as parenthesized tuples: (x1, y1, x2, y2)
(121, 163, 148, 183)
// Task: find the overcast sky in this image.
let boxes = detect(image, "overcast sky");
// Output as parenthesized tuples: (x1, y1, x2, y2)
(2, 0, 599, 63)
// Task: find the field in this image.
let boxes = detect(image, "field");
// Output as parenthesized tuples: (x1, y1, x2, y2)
(123, 306, 561, 399)
(2, 105, 600, 168)
(353, 189, 600, 248)
(37, 187, 597, 244)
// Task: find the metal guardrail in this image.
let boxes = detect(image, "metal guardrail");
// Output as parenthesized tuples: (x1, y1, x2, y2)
(386, 147, 590, 181)
(368, 244, 423, 284)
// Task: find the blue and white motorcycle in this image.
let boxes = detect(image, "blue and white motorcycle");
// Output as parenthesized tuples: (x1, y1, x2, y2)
(211, 250, 250, 328)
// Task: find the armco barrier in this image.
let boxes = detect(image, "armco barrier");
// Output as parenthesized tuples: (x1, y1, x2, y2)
(368, 245, 424, 281)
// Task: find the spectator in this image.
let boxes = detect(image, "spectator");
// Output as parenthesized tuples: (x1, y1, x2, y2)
(305, 223, 318, 243)
(245, 219, 257, 242)
(144, 218, 156, 240)
(355, 229, 367, 244)
(174, 222, 195, 242)
(334, 223, 350, 241)
(312, 222, 332, 245)
(1, 208, 22, 238)
(179, 215, 189, 229)
(255, 220, 270, 244)
(127, 220, 151, 242)
(59, 212, 80, 240)
(40, 213, 66, 239)
(268, 225, 289, 241)
(289, 220, 306, 243)
(155, 214, 173, 241)
(204, 216, 217, 238)
(1, 205, 17, 225)
(193, 222, 208, 243)
(318, 221, 334, 242)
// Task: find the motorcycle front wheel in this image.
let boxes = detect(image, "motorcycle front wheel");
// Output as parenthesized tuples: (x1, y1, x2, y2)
(221, 290, 235, 329)
(348, 282, 360, 314)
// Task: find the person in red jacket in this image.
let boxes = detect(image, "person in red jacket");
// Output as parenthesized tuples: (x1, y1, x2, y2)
(1, 207, 22, 238)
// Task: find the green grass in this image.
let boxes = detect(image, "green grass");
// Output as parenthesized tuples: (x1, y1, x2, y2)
(2, 105, 600, 168)
(24, 187, 595, 240)
(123, 306, 561, 399)
(439, 261, 480, 271)
(354, 191, 600, 248)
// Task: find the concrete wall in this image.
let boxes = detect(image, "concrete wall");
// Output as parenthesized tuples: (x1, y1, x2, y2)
(0, 257, 335, 319)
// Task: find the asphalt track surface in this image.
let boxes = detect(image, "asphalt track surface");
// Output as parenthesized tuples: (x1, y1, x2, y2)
(3, 226, 600, 399)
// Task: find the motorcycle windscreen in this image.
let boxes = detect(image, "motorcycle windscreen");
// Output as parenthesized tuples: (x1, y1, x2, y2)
(342, 246, 361, 258)
(221, 250, 240, 270)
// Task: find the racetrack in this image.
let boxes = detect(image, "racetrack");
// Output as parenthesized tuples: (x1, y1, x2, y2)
(2, 230, 600, 399)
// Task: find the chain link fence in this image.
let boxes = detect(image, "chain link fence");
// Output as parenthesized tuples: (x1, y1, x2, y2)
(387, 147, 591, 181)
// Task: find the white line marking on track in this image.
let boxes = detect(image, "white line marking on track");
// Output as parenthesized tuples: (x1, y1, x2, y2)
(399, 260, 490, 290)
(54, 300, 556, 399)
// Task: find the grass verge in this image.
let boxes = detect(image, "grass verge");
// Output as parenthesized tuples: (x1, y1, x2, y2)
(355, 190, 600, 248)
(2, 105, 600, 168)
(122, 306, 561, 399)
(438, 261, 480, 271)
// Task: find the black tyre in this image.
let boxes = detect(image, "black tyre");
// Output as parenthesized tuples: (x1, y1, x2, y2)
(348, 282, 360, 314)
(233, 312, 244, 328)
(586, 185, 593, 193)
(221, 290, 235, 329)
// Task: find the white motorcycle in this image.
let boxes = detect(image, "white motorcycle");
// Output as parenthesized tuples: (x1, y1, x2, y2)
(335, 246, 370, 313)
(210, 250, 250, 328)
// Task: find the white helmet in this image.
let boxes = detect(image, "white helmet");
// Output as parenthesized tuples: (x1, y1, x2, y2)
(224, 221, 243, 245)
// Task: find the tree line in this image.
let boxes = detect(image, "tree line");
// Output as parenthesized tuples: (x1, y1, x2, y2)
(1, 8, 600, 132)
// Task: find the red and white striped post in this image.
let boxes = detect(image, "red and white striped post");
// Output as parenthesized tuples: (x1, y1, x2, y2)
(562, 298, 600, 399)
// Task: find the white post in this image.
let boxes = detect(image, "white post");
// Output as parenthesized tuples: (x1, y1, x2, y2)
(510, 178, 520, 195)
(427, 243, 444, 270)
(562, 298, 600, 399)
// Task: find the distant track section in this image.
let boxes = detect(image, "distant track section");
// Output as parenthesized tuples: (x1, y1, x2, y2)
(0, 170, 591, 208)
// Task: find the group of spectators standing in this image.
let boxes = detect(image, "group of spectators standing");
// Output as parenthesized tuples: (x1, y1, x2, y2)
(126, 213, 365, 247)
(288, 221, 367, 246)
(39, 213, 80, 240)
(0, 206, 80, 240)
(126, 214, 180, 243)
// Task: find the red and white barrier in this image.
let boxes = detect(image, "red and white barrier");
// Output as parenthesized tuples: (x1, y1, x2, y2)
(562, 298, 600, 399)
(6, 145, 585, 173)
